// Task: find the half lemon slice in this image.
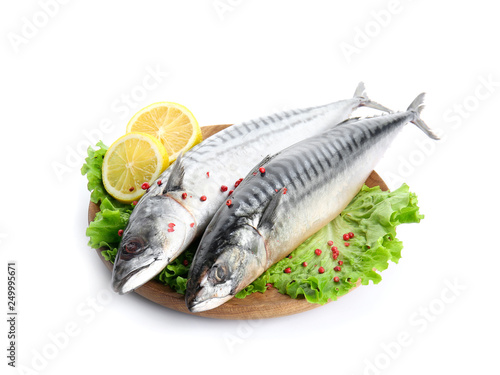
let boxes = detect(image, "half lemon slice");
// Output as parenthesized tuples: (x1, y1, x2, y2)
(126, 102, 202, 164)
(102, 132, 169, 203)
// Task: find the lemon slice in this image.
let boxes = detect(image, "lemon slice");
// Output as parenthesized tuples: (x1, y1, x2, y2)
(102, 132, 169, 203)
(126, 102, 202, 163)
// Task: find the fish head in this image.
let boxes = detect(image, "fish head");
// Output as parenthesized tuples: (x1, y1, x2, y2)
(112, 195, 196, 294)
(185, 223, 266, 312)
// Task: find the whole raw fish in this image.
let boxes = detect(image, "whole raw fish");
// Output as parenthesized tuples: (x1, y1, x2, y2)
(112, 83, 390, 294)
(185, 93, 438, 312)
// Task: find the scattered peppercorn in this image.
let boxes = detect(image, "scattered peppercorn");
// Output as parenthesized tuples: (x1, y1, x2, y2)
(315, 249, 322, 256)
(129, 186, 135, 192)
(348, 232, 354, 238)
(344, 242, 350, 247)
(228, 190, 234, 195)
(118, 229, 123, 236)
(226, 199, 232, 206)
(168, 228, 174, 233)
(338, 260, 343, 265)
(200, 195, 207, 201)
(183, 260, 189, 266)
(334, 266, 341, 272)
(141, 182, 150, 190)
(284, 267, 292, 274)
(302, 262, 308, 267)
(206, 172, 210, 177)
(328, 240, 334, 246)
(190, 223, 194, 228)
(283, 188, 288, 194)
(318, 267, 325, 274)
(182, 192, 187, 199)
(334, 276, 340, 283)
(157, 180, 162, 186)
(234, 178, 243, 188)
(132, 201, 138, 206)
(343, 233, 350, 241)
(259, 167, 266, 174)
(220, 185, 228, 192)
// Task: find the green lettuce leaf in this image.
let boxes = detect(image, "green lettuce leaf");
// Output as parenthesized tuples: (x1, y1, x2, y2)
(82, 142, 134, 260)
(81, 141, 108, 204)
(235, 184, 423, 303)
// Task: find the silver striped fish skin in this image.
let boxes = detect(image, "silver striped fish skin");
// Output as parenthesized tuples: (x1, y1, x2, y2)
(111, 83, 390, 294)
(185, 94, 438, 312)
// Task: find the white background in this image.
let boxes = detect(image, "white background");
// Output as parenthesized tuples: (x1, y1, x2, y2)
(1, 1, 498, 374)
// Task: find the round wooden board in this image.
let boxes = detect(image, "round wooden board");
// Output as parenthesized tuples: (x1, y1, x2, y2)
(88, 124, 388, 320)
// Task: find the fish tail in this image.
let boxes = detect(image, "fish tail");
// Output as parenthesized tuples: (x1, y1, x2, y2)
(407, 93, 440, 140)
(354, 82, 392, 113)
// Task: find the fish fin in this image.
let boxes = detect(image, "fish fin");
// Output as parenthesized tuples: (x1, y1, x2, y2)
(407, 93, 440, 140)
(241, 154, 279, 181)
(258, 154, 277, 169)
(163, 153, 185, 192)
(258, 187, 285, 233)
(353, 82, 366, 98)
(337, 117, 361, 126)
(354, 82, 392, 113)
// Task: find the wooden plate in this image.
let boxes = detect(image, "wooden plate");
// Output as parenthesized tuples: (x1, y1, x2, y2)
(88, 124, 388, 320)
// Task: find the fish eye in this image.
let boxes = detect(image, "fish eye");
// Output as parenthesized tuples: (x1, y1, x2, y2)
(121, 237, 145, 257)
(211, 264, 227, 283)
(125, 242, 142, 254)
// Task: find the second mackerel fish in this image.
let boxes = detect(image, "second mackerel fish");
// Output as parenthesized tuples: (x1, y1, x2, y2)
(185, 93, 438, 312)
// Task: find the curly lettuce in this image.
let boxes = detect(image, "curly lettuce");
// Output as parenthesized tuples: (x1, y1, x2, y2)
(235, 184, 423, 303)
